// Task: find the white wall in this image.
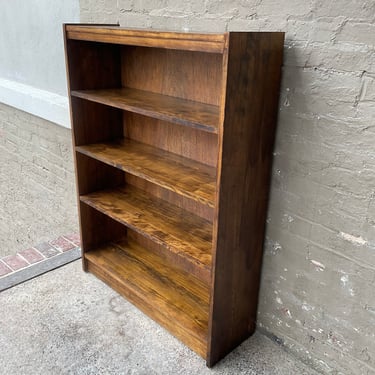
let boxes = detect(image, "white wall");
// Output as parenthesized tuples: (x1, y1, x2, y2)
(0, 0, 80, 127)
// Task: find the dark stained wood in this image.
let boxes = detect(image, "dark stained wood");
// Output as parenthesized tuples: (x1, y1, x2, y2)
(71, 88, 220, 133)
(207, 33, 285, 366)
(121, 47, 223, 106)
(76, 138, 216, 207)
(124, 112, 218, 168)
(64, 25, 123, 269)
(71, 98, 123, 146)
(64, 24, 284, 366)
(66, 25, 227, 53)
(73, 131, 124, 270)
(126, 175, 214, 222)
(75, 152, 124, 196)
(80, 185, 213, 283)
(85, 238, 209, 356)
(79, 203, 127, 270)
(65, 39, 121, 91)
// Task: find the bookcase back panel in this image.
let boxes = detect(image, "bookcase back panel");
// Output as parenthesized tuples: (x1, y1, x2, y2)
(124, 112, 218, 168)
(126, 174, 214, 222)
(127, 229, 211, 284)
(121, 46, 223, 106)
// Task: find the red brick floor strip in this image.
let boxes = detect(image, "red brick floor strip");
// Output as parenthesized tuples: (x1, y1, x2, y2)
(18, 248, 45, 264)
(2, 254, 29, 271)
(0, 233, 81, 279)
(0, 261, 12, 277)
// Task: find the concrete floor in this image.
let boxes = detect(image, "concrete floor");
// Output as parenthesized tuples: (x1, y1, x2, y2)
(0, 260, 320, 375)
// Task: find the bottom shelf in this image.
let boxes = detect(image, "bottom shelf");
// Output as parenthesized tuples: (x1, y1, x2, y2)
(84, 238, 210, 357)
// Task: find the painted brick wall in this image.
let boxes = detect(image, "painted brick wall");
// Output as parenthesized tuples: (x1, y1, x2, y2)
(79, 2, 375, 373)
(0, 103, 78, 258)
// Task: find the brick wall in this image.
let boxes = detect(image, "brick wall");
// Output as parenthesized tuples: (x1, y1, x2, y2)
(79, 2, 375, 373)
(0, 103, 78, 258)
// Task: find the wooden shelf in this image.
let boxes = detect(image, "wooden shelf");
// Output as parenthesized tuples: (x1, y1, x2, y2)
(76, 139, 216, 208)
(71, 88, 220, 133)
(85, 238, 209, 356)
(65, 24, 227, 53)
(80, 185, 213, 282)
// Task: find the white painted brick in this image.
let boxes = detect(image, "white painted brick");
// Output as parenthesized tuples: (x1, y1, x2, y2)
(257, 0, 313, 17)
(306, 43, 375, 73)
(186, 17, 228, 32)
(310, 17, 346, 43)
(165, 0, 206, 13)
(285, 19, 312, 41)
(206, 0, 251, 17)
(133, 0, 166, 12)
(314, 0, 375, 22)
(337, 22, 375, 46)
(283, 67, 362, 102)
(283, 41, 310, 68)
(149, 15, 191, 31)
(118, 0, 134, 12)
(118, 12, 152, 28)
(227, 18, 258, 31)
(361, 74, 375, 102)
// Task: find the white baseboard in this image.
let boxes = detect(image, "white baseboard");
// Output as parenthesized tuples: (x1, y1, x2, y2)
(0, 77, 70, 128)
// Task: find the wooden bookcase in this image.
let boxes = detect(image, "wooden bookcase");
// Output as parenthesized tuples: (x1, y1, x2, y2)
(64, 24, 284, 366)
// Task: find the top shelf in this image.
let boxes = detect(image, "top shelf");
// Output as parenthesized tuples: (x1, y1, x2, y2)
(65, 25, 228, 53)
(71, 88, 220, 134)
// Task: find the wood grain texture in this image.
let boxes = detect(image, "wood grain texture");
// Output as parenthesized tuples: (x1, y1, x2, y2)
(64, 25, 285, 366)
(76, 139, 216, 207)
(71, 98, 123, 146)
(66, 25, 226, 53)
(121, 47, 223, 106)
(79, 202, 127, 270)
(71, 88, 220, 133)
(80, 185, 213, 283)
(85, 238, 209, 356)
(65, 39, 121, 91)
(124, 112, 218, 168)
(126, 175, 214, 223)
(75, 152, 124, 196)
(64, 26, 122, 269)
(207, 32, 285, 366)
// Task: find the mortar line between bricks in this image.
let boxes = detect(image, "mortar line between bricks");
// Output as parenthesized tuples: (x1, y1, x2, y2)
(62, 237, 79, 247)
(16, 252, 32, 267)
(0, 259, 12, 274)
(31, 246, 47, 259)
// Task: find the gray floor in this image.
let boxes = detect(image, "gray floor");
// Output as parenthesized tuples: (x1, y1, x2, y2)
(0, 261, 319, 375)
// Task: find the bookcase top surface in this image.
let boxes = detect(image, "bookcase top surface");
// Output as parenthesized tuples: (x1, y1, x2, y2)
(64, 24, 228, 53)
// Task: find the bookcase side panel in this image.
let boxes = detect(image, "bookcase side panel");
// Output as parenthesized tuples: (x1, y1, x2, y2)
(79, 203, 127, 269)
(207, 32, 284, 366)
(66, 39, 121, 91)
(71, 98, 123, 146)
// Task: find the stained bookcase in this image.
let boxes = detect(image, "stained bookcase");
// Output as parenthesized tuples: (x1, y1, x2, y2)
(64, 24, 284, 366)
